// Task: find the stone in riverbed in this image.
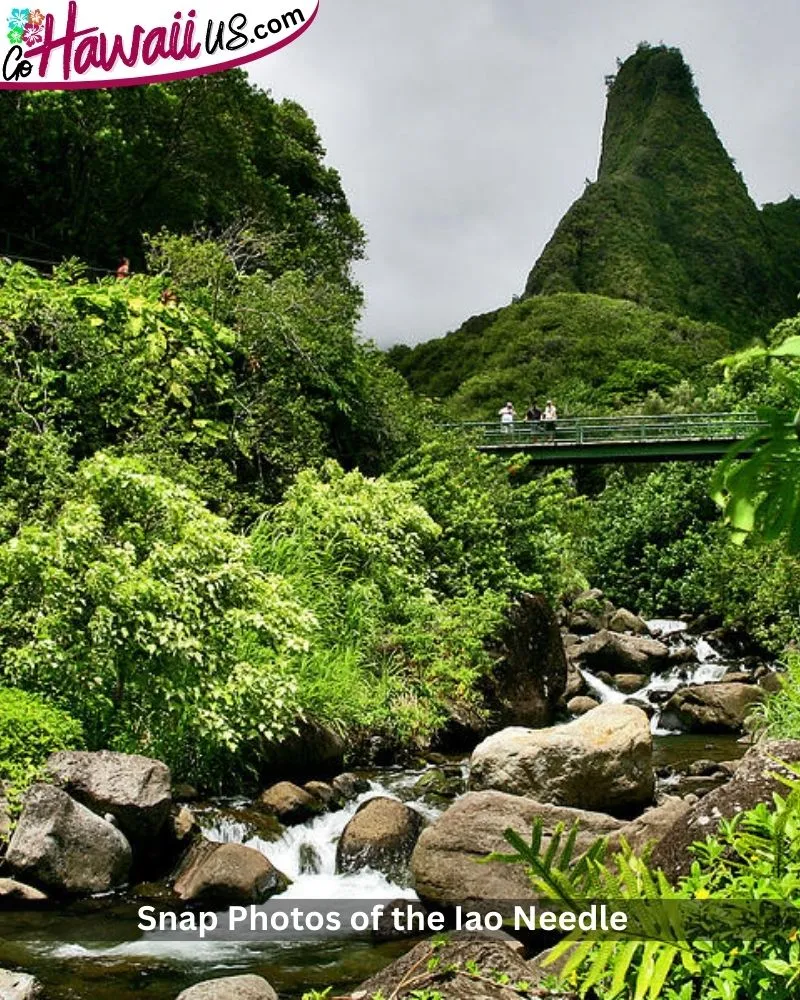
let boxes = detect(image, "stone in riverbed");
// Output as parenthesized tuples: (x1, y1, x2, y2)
(6, 784, 132, 896)
(45, 750, 172, 845)
(173, 840, 289, 904)
(615, 673, 649, 694)
(660, 683, 764, 733)
(480, 593, 568, 729)
(651, 740, 800, 879)
(469, 704, 654, 813)
(331, 772, 370, 802)
(609, 608, 651, 635)
(411, 790, 624, 910)
(257, 781, 324, 825)
(0, 970, 41, 999)
(336, 797, 426, 886)
(353, 933, 540, 1000)
(567, 695, 600, 716)
(572, 630, 670, 675)
(176, 975, 277, 1000)
(0, 878, 49, 906)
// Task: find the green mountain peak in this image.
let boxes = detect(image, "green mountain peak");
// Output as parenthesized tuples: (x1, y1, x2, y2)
(524, 44, 793, 340)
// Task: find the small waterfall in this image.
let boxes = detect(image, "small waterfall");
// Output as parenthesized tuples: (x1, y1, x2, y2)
(576, 624, 766, 734)
(580, 669, 627, 705)
(200, 780, 432, 900)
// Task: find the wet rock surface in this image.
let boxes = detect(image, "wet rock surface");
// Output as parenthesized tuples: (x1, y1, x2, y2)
(6, 784, 132, 896)
(173, 840, 289, 904)
(336, 796, 426, 885)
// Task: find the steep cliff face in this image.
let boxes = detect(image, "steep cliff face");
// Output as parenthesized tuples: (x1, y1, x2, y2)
(392, 44, 799, 418)
(524, 45, 789, 341)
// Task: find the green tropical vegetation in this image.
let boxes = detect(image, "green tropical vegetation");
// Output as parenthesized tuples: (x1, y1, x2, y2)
(494, 766, 800, 999)
(0, 45, 799, 1000)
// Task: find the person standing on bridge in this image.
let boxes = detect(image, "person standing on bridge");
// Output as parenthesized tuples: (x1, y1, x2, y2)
(543, 400, 558, 441)
(498, 401, 516, 433)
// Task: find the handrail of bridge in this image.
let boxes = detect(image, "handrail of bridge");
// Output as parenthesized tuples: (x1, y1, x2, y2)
(439, 412, 772, 448)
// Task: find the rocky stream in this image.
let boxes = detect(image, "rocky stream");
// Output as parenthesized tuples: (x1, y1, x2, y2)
(0, 596, 792, 1000)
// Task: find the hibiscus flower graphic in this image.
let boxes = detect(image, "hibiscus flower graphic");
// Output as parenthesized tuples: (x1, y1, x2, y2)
(7, 25, 23, 44)
(22, 21, 41, 45)
(27, 7, 44, 25)
(6, 7, 30, 31)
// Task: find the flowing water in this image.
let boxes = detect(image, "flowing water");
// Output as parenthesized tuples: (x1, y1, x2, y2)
(0, 622, 766, 998)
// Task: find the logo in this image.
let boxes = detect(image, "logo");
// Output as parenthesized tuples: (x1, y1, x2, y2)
(1, 0, 318, 89)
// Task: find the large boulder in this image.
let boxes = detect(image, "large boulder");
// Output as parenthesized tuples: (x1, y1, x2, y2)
(660, 683, 764, 733)
(0, 970, 41, 999)
(337, 797, 426, 885)
(176, 975, 277, 1000)
(6, 784, 132, 895)
(480, 593, 568, 729)
(469, 705, 654, 813)
(571, 631, 669, 675)
(257, 782, 323, 825)
(173, 840, 289, 904)
(651, 740, 800, 879)
(411, 790, 623, 910)
(354, 933, 545, 1000)
(45, 751, 171, 845)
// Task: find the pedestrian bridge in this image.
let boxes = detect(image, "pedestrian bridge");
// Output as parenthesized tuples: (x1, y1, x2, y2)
(443, 412, 771, 464)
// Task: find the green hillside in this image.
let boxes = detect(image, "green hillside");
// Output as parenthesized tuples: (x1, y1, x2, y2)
(393, 44, 800, 416)
(389, 292, 730, 418)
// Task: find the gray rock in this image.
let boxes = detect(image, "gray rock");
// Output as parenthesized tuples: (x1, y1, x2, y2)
(567, 695, 600, 716)
(614, 674, 649, 694)
(331, 772, 370, 802)
(0, 879, 49, 905)
(609, 609, 651, 635)
(651, 740, 800, 879)
(661, 683, 764, 733)
(572, 630, 670, 675)
(482, 593, 568, 728)
(0, 970, 41, 999)
(173, 840, 289, 904)
(337, 797, 426, 885)
(411, 790, 623, 910)
(304, 780, 336, 807)
(45, 750, 172, 845)
(354, 933, 540, 1000)
(257, 782, 324, 825)
(469, 705, 654, 813)
(6, 784, 131, 895)
(176, 975, 277, 1000)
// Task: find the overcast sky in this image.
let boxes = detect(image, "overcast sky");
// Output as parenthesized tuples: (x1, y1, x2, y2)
(251, 1, 799, 347)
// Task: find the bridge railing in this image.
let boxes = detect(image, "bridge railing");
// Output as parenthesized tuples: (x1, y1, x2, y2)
(440, 412, 770, 448)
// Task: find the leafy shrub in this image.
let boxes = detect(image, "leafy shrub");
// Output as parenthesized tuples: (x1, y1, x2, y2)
(579, 464, 718, 615)
(0, 687, 83, 803)
(0, 453, 311, 788)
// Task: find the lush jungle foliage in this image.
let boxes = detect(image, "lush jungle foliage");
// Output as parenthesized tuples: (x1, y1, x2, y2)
(0, 688, 83, 807)
(0, 72, 364, 290)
